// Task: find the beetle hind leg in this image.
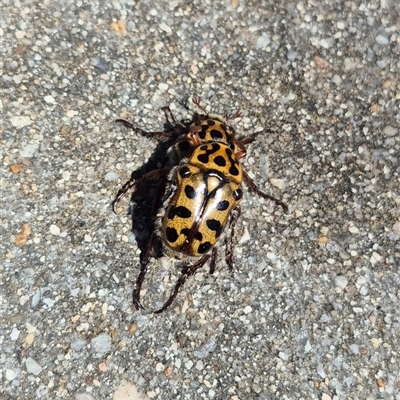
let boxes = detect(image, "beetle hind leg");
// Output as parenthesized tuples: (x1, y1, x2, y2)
(154, 252, 214, 314)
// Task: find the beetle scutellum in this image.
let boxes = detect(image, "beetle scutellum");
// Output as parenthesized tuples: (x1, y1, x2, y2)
(113, 98, 287, 313)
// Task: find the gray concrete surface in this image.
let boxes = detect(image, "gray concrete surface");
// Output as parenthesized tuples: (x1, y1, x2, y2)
(1, 0, 399, 399)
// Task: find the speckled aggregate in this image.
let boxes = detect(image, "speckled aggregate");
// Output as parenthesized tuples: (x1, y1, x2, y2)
(1, 0, 399, 399)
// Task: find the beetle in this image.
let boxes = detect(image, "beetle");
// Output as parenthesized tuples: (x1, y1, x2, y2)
(113, 98, 287, 313)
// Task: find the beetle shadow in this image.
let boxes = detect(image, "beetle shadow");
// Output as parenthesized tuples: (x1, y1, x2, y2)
(117, 114, 189, 259)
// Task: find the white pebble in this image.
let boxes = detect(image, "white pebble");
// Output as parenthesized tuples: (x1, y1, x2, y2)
(104, 172, 119, 181)
(375, 35, 389, 45)
(91, 333, 112, 355)
(269, 178, 285, 190)
(383, 125, 397, 137)
(6, 369, 17, 380)
(49, 224, 61, 236)
(26, 357, 42, 375)
(20, 143, 39, 158)
(348, 226, 359, 234)
(205, 76, 214, 84)
(243, 306, 252, 314)
(159, 22, 172, 33)
(11, 116, 32, 128)
(10, 327, 20, 340)
(335, 275, 348, 290)
(44, 95, 55, 104)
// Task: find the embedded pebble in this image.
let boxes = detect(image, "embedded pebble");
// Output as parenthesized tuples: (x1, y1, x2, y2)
(49, 224, 61, 236)
(375, 34, 389, 45)
(10, 116, 32, 128)
(91, 333, 112, 355)
(20, 143, 39, 157)
(25, 357, 42, 375)
(383, 125, 397, 137)
(6, 369, 17, 380)
(256, 32, 270, 48)
(335, 275, 348, 290)
(105, 172, 120, 181)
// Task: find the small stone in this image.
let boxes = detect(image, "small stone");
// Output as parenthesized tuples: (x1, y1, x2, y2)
(155, 362, 164, 372)
(26, 357, 42, 375)
(269, 178, 285, 190)
(205, 76, 214, 84)
(243, 306, 252, 314)
(10, 163, 22, 174)
(383, 125, 397, 137)
(44, 95, 55, 104)
(321, 394, 331, 400)
(128, 324, 137, 334)
(71, 337, 88, 352)
(10, 327, 20, 340)
(49, 224, 61, 236)
(20, 143, 39, 157)
(104, 172, 119, 181)
(195, 360, 204, 370)
(11, 115, 32, 127)
(110, 20, 127, 36)
(159, 22, 172, 34)
(335, 275, 348, 290)
(238, 227, 250, 244)
(15, 223, 32, 246)
(91, 333, 112, 355)
(375, 35, 389, 45)
(256, 32, 270, 49)
(164, 366, 173, 377)
(158, 82, 168, 91)
(392, 222, 400, 235)
(6, 369, 17, 380)
(348, 226, 359, 234)
(313, 56, 329, 69)
(370, 252, 381, 264)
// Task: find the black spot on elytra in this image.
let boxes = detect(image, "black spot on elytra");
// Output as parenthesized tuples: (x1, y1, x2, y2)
(207, 119, 216, 126)
(214, 155, 226, 167)
(224, 147, 240, 176)
(229, 164, 240, 176)
(184, 184, 196, 199)
(198, 241, 212, 254)
(210, 129, 223, 140)
(206, 219, 222, 237)
(216, 200, 229, 211)
(168, 206, 192, 219)
(233, 189, 243, 200)
(179, 166, 191, 178)
(197, 143, 221, 164)
(166, 227, 178, 243)
(195, 231, 203, 241)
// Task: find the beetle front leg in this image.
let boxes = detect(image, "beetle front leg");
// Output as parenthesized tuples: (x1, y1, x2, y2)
(242, 170, 288, 213)
(225, 206, 241, 273)
(116, 119, 174, 140)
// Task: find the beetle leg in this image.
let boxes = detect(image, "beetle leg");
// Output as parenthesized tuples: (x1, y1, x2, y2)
(225, 206, 241, 273)
(224, 109, 243, 121)
(154, 255, 211, 314)
(112, 167, 170, 214)
(192, 96, 209, 114)
(242, 170, 288, 213)
(116, 119, 174, 140)
(160, 106, 177, 125)
(208, 247, 218, 275)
